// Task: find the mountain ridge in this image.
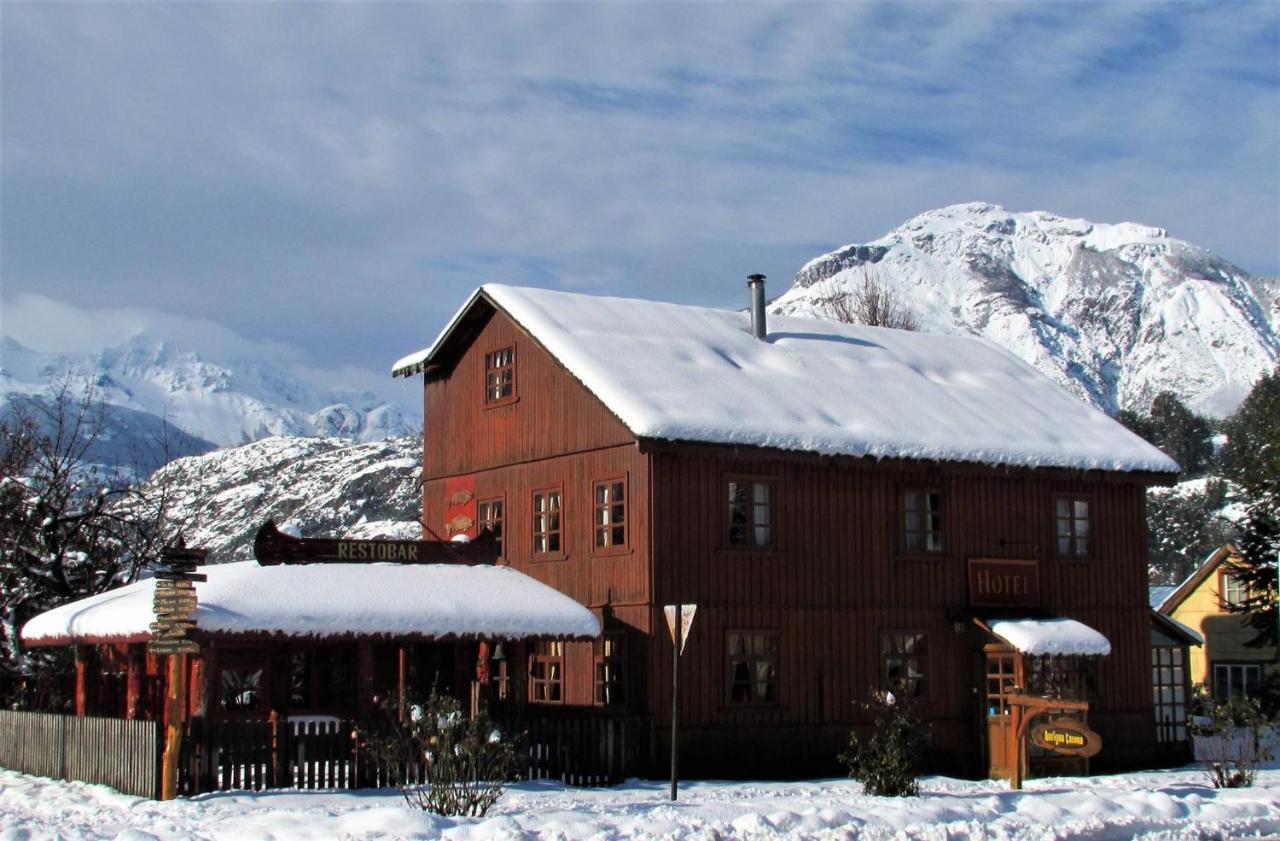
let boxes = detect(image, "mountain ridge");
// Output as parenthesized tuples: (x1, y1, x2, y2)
(774, 202, 1278, 418)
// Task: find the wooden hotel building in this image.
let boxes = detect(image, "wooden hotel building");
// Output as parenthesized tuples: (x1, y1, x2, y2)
(392, 278, 1187, 779)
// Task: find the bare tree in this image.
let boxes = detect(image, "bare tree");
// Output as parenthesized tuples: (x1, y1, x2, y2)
(813, 268, 919, 331)
(0, 377, 178, 707)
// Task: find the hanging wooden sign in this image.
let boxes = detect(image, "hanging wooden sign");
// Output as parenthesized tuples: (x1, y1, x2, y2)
(253, 520, 500, 566)
(1030, 717, 1102, 758)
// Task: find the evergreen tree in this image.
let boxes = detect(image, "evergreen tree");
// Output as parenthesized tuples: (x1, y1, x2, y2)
(1147, 479, 1236, 585)
(1219, 368, 1280, 648)
(1147, 392, 1215, 477)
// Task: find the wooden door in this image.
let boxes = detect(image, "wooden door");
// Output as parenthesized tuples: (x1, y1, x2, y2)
(984, 647, 1020, 779)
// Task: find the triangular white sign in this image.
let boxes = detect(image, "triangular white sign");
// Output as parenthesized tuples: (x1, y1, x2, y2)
(664, 604, 697, 654)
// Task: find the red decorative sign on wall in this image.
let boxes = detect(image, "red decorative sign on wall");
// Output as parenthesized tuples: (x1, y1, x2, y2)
(444, 475, 477, 539)
(967, 559, 1040, 608)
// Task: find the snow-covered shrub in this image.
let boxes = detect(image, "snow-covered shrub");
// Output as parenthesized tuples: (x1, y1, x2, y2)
(361, 692, 520, 816)
(1190, 686, 1273, 789)
(838, 690, 929, 797)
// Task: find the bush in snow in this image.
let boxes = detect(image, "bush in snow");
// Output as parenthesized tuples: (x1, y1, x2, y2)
(361, 691, 521, 817)
(839, 689, 929, 797)
(1189, 686, 1273, 789)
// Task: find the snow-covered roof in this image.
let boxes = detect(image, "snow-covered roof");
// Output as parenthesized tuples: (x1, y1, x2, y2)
(393, 285, 1178, 474)
(1149, 585, 1177, 610)
(987, 617, 1112, 656)
(22, 561, 600, 645)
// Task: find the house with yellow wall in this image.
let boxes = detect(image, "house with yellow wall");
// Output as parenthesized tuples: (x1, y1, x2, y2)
(1156, 545, 1277, 698)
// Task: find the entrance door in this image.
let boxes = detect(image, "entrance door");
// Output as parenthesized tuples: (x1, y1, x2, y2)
(984, 647, 1020, 779)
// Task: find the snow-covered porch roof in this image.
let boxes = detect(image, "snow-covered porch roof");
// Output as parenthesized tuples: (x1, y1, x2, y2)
(983, 617, 1112, 656)
(22, 561, 601, 646)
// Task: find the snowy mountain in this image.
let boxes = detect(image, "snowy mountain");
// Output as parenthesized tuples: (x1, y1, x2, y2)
(0, 333, 419, 470)
(774, 203, 1279, 418)
(140, 435, 423, 563)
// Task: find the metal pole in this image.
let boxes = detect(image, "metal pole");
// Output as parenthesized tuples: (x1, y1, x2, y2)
(670, 602, 681, 801)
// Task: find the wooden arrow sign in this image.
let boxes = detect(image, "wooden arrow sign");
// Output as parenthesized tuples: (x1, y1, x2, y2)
(150, 640, 200, 655)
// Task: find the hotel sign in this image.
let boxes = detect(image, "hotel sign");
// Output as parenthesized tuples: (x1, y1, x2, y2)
(967, 559, 1040, 608)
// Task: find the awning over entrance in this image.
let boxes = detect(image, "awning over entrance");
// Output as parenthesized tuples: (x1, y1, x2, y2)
(985, 617, 1112, 656)
(22, 561, 601, 646)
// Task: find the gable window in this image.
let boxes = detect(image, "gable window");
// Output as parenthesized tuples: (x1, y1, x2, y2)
(529, 640, 564, 703)
(594, 634, 627, 706)
(1220, 571, 1247, 608)
(727, 480, 773, 549)
(1055, 497, 1090, 558)
(727, 630, 779, 704)
(477, 497, 504, 559)
(594, 479, 627, 551)
(532, 489, 562, 555)
(484, 346, 515, 404)
(881, 631, 928, 699)
(903, 490, 942, 553)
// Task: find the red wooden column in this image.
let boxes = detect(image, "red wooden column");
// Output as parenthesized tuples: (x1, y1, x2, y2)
(125, 644, 145, 719)
(74, 646, 97, 717)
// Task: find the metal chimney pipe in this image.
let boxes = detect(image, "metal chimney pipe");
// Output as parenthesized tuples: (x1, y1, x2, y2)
(747, 274, 767, 340)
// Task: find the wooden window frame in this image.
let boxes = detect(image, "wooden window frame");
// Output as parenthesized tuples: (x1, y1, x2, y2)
(287, 642, 357, 715)
(1053, 494, 1092, 559)
(724, 475, 777, 551)
(531, 487, 564, 560)
(901, 488, 944, 556)
(528, 639, 565, 704)
(592, 476, 629, 556)
(1212, 662, 1262, 700)
(1219, 569, 1247, 609)
(483, 344, 517, 408)
(880, 629, 929, 700)
(1152, 644, 1188, 744)
(477, 496, 505, 561)
(593, 633, 628, 707)
(217, 648, 269, 717)
(726, 629, 781, 706)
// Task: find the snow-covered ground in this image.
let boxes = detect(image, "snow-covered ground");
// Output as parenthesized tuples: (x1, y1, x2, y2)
(3, 764, 1279, 840)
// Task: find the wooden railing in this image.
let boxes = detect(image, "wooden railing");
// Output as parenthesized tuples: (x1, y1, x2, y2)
(0, 710, 159, 798)
(178, 714, 649, 794)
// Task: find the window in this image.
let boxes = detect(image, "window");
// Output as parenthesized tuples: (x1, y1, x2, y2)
(594, 634, 627, 706)
(881, 631, 928, 699)
(903, 490, 942, 553)
(727, 480, 773, 549)
(219, 650, 266, 713)
(532, 489, 562, 555)
(1220, 571, 1247, 608)
(1213, 663, 1262, 700)
(985, 651, 1018, 717)
(1025, 654, 1097, 702)
(529, 640, 564, 703)
(727, 631, 779, 704)
(289, 645, 357, 712)
(593, 479, 627, 551)
(1055, 497, 1090, 558)
(477, 498, 504, 558)
(1152, 646, 1188, 743)
(484, 346, 515, 404)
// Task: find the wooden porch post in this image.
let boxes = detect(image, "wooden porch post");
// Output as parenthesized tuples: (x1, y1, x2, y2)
(160, 653, 187, 801)
(125, 644, 145, 720)
(397, 643, 407, 721)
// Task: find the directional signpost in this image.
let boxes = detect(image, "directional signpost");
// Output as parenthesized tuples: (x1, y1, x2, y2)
(151, 543, 207, 799)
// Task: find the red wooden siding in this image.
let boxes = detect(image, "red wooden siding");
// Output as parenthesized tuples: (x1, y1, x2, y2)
(422, 308, 635, 481)
(649, 448, 1156, 776)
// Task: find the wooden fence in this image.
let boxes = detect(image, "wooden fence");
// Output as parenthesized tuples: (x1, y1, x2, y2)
(179, 714, 649, 794)
(0, 710, 159, 798)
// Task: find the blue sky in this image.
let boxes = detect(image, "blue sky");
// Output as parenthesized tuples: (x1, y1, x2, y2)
(2, 2, 1277, 395)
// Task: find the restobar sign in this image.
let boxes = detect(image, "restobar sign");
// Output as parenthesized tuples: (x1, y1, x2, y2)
(967, 559, 1040, 608)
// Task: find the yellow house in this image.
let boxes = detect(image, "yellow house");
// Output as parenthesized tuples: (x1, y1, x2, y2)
(1156, 545, 1278, 697)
